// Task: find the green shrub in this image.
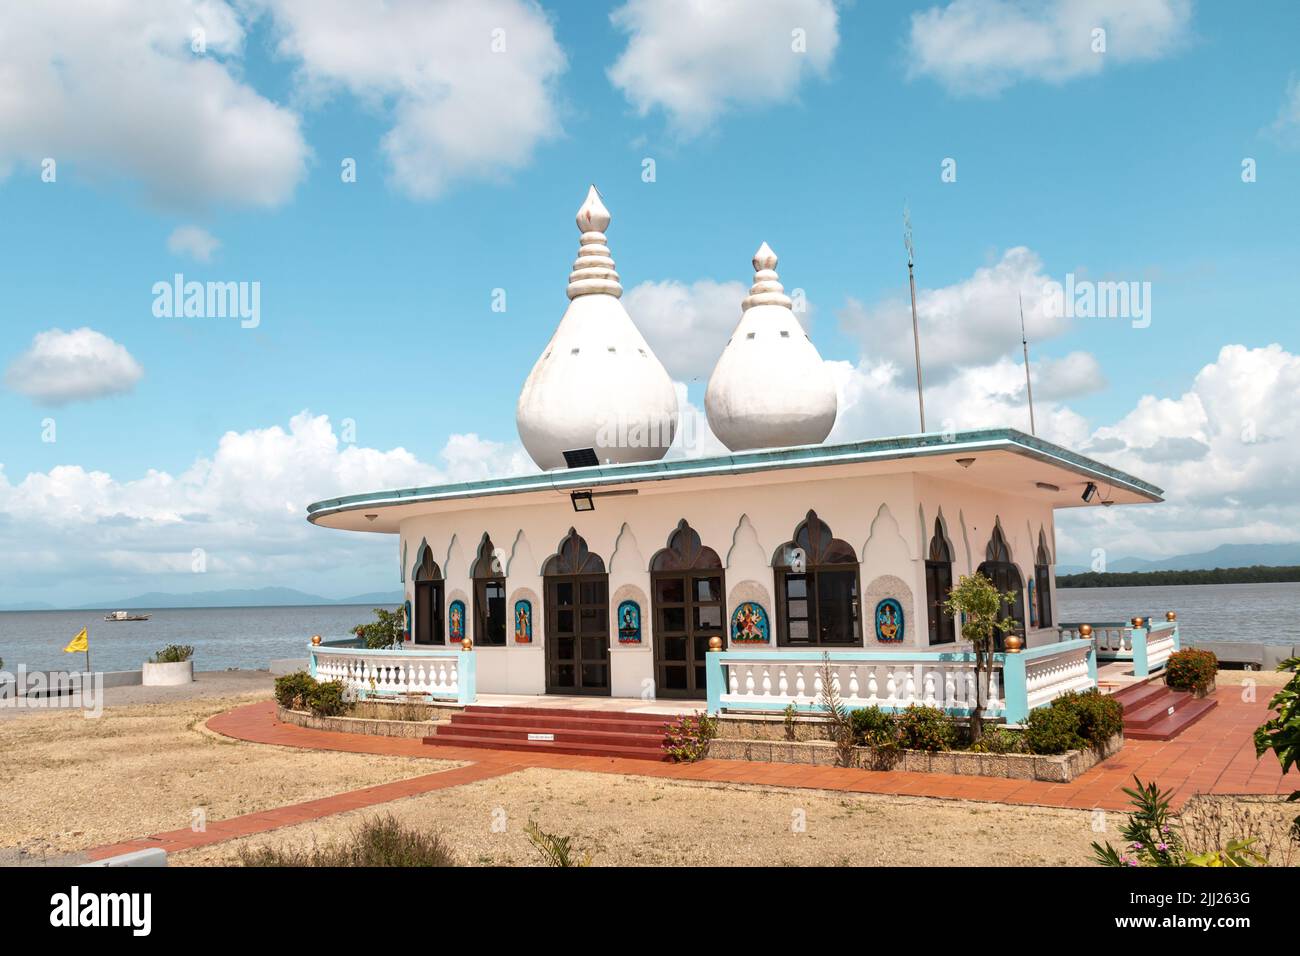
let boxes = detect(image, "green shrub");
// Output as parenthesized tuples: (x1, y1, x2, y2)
(1166, 648, 1218, 693)
(306, 679, 348, 717)
(353, 606, 406, 650)
(896, 705, 955, 752)
(274, 671, 317, 710)
(1023, 703, 1084, 755)
(525, 820, 591, 867)
(969, 727, 1025, 754)
(663, 712, 718, 762)
(150, 644, 194, 664)
(1058, 690, 1124, 750)
(849, 706, 899, 749)
(239, 814, 455, 867)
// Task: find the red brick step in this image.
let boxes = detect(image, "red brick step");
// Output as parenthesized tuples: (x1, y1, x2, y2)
(424, 705, 675, 761)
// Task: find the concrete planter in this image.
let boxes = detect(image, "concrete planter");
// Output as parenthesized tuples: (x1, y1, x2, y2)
(276, 704, 459, 739)
(141, 660, 193, 686)
(707, 732, 1123, 783)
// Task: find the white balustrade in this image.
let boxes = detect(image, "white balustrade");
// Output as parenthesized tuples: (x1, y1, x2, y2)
(1059, 622, 1132, 657)
(1023, 646, 1094, 711)
(717, 654, 1005, 715)
(1145, 625, 1177, 671)
(311, 646, 464, 701)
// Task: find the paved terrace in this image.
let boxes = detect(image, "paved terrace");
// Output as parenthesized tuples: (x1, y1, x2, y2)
(87, 689, 1295, 861)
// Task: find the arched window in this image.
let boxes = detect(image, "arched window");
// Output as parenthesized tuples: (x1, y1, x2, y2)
(543, 529, 609, 695)
(925, 518, 956, 644)
(471, 535, 507, 647)
(651, 520, 725, 699)
(1034, 530, 1054, 629)
(412, 542, 444, 646)
(976, 522, 1025, 647)
(773, 511, 862, 647)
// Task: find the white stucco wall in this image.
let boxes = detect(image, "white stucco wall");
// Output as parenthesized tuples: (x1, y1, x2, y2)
(397, 469, 1060, 697)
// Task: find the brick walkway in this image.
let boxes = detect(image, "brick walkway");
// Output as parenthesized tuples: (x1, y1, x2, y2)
(87, 691, 1295, 860)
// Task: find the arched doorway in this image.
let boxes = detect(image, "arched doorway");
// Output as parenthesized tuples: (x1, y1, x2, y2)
(471, 535, 507, 646)
(925, 517, 956, 644)
(650, 520, 725, 699)
(976, 522, 1025, 649)
(772, 511, 862, 646)
(412, 542, 444, 646)
(1033, 529, 1054, 629)
(543, 529, 610, 695)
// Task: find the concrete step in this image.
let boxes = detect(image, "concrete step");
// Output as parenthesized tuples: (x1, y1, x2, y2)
(436, 722, 666, 747)
(450, 711, 672, 735)
(460, 704, 677, 724)
(1108, 680, 1167, 710)
(423, 732, 668, 761)
(1125, 696, 1218, 740)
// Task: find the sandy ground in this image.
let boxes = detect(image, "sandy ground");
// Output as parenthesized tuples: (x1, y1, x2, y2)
(176, 766, 1113, 867)
(0, 686, 459, 860)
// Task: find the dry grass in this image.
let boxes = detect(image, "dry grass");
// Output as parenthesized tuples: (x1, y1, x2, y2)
(176, 766, 1113, 867)
(1180, 794, 1299, 867)
(0, 694, 460, 857)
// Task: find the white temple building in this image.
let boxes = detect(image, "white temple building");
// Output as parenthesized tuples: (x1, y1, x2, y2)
(307, 186, 1167, 724)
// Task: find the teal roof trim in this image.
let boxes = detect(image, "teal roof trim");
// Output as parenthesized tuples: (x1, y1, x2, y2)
(306, 428, 1163, 524)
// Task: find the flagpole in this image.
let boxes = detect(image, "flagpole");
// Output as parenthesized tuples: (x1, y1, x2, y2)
(904, 206, 927, 432)
(85, 625, 91, 674)
(1019, 293, 1036, 436)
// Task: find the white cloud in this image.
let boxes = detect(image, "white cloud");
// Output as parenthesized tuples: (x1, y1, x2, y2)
(1269, 74, 1300, 147)
(5, 328, 144, 406)
(167, 225, 221, 262)
(839, 246, 1067, 380)
(624, 279, 748, 382)
(0, 1, 308, 207)
(1034, 350, 1106, 401)
(906, 0, 1192, 95)
(0, 412, 534, 602)
(261, 0, 566, 199)
(1057, 344, 1300, 562)
(608, 0, 839, 134)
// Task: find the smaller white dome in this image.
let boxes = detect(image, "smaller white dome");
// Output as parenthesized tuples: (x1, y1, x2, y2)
(704, 243, 837, 452)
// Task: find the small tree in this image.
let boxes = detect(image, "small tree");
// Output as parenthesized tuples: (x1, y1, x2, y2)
(943, 572, 1017, 742)
(1254, 655, 1300, 840)
(354, 606, 406, 650)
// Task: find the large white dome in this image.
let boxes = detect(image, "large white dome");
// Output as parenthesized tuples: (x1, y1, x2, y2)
(704, 243, 837, 452)
(516, 187, 679, 470)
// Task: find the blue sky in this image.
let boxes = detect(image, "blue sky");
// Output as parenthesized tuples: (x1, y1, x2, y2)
(1, 0, 1298, 605)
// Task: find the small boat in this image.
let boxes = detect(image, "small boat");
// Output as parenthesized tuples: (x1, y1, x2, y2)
(104, 610, 151, 622)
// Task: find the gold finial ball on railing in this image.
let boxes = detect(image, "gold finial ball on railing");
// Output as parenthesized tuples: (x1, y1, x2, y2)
(1130, 616, 1144, 628)
(1003, 634, 1023, 653)
(1078, 623, 1093, 638)
(708, 636, 723, 652)
(461, 638, 473, 651)
(311, 635, 322, 646)
(1166, 611, 1177, 622)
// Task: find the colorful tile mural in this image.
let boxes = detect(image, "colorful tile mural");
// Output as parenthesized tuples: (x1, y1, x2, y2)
(731, 601, 769, 644)
(514, 599, 533, 644)
(1028, 578, 1038, 628)
(874, 597, 904, 643)
(449, 600, 466, 642)
(617, 600, 642, 644)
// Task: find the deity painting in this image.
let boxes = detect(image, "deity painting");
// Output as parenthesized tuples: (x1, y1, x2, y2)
(1028, 579, 1038, 628)
(514, 599, 533, 644)
(403, 599, 413, 642)
(449, 600, 466, 641)
(617, 600, 641, 644)
(875, 598, 904, 643)
(730, 602, 769, 644)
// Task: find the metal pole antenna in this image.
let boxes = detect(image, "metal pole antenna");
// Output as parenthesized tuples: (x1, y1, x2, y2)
(1020, 293, 1036, 436)
(904, 207, 926, 432)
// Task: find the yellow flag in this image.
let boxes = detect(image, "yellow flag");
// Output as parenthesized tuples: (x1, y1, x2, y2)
(64, 627, 88, 654)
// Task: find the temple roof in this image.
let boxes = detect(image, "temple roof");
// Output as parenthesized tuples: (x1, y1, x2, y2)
(307, 427, 1163, 533)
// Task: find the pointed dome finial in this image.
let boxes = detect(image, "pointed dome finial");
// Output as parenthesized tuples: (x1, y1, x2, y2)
(567, 185, 621, 299)
(742, 241, 792, 311)
(576, 185, 610, 233)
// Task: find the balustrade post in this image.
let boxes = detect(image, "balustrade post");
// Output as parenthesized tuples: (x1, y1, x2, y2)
(1001, 649, 1028, 724)
(1129, 617, 1150, 677)
(309, 635, 321, 678)
(705, 637, 724, 715)
(457, 645, 477, 705)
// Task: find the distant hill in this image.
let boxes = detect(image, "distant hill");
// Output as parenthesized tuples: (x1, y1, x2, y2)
(1058, 542, 1300, 576)
(1059, 565, 1300, 588)
(66, 587, 404, 610)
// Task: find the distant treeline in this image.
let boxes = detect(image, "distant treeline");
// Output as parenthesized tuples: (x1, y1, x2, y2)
(1057, 565, 1300, 588)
